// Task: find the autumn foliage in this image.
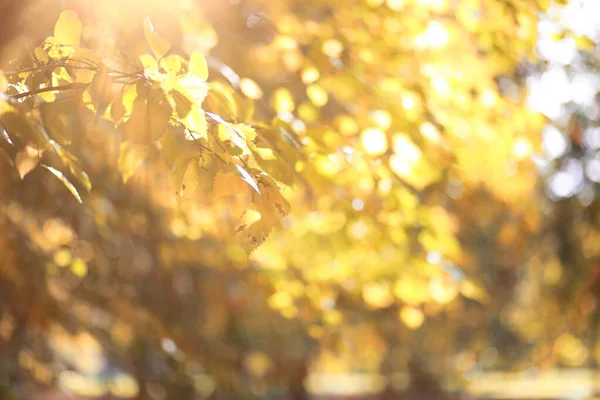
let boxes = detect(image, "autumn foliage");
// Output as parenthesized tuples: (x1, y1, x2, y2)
(1, 0, 600, 399)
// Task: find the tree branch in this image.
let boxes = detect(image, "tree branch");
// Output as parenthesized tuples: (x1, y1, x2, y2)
(10, 83, 87, 99)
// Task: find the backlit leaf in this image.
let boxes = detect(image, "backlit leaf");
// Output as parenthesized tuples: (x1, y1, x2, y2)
(234, 164, 261, 195)
(89, 65, 113, 114)
(214, 170, 250, 199)
(15, 145, 41, 179)
(182, 107, 208, 140)
(34, 47, 49, 63)
(118, 141, 149, 183)
(143, 18, 171, 60)
(176, 157, 201, 201)
(160, 54, 183, 75)
(148, 88, 172, 140)
(177, 73, 209, 105)
(54, 11, 82, 46)
(190, 52, 209, 80)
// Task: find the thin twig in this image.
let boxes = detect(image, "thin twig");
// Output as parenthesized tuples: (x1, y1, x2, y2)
(10, 83, 87, 99)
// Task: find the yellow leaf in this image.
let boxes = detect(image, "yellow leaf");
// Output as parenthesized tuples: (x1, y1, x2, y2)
(0, 101, 48, 148)
(143, 18, 171, 60)
(148, 88, 172, 140)
(70, 48, 102, 83)
(253, 176, 290, 229)
(555, 334, 588, 367)
(15, 145, 41, 179)
(118, 141, 149, 183)
(53, 249, 72, 267)
(429, 274, 459, 304)
(89, 65, 113, 114)
(460, 279, 489, 304)
(240, 78, 263, 100)
(122, 84, 138, 116)
(182, 107, 208, 140)
(177, 73, 209, 105)
(574, 35, 596, 50)
(206, 82, 238, 119)
(399, 306, 424, 329)
(54, 11, 82, 47)
(160, 54, 182, 75)
(190, 52, 209, 80)
(268, 291, 293, 309)
(236, 216, 272, 253)
(361, 128, 388, 156)
(34, 47, 49, 63)
(306, 84, 328, 107)
(253, 147, 277, 161)
(41, 165, 83, 203)
(123, 87, 150, 143)
(70, 258, 88, 277)
(214, 171, 251, 199)
(362, 282, 393, 309)
(322, 39, 344, 58)
(244, 352, 272, 377)
(48, 141, 91, 191)
(40, 99, 75, 146)
(271, 88, 295, 113)
(394, 278, 430, 305)
(176, 158, 200, 201)
(51, 67, 73, 86)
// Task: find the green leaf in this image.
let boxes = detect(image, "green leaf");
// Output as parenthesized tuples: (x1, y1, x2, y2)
(54, 11, 82, 47)
(41, 165, 82, 203)
(190, 52, 209, 80)
(143, 18, 171, 60)
(118, 141, 149, 183)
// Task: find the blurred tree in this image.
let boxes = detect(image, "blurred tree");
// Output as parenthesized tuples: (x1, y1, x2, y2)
(1, 0, 598, 399)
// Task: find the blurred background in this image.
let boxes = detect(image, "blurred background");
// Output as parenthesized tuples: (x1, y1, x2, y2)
(1, 0, 600, 399)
